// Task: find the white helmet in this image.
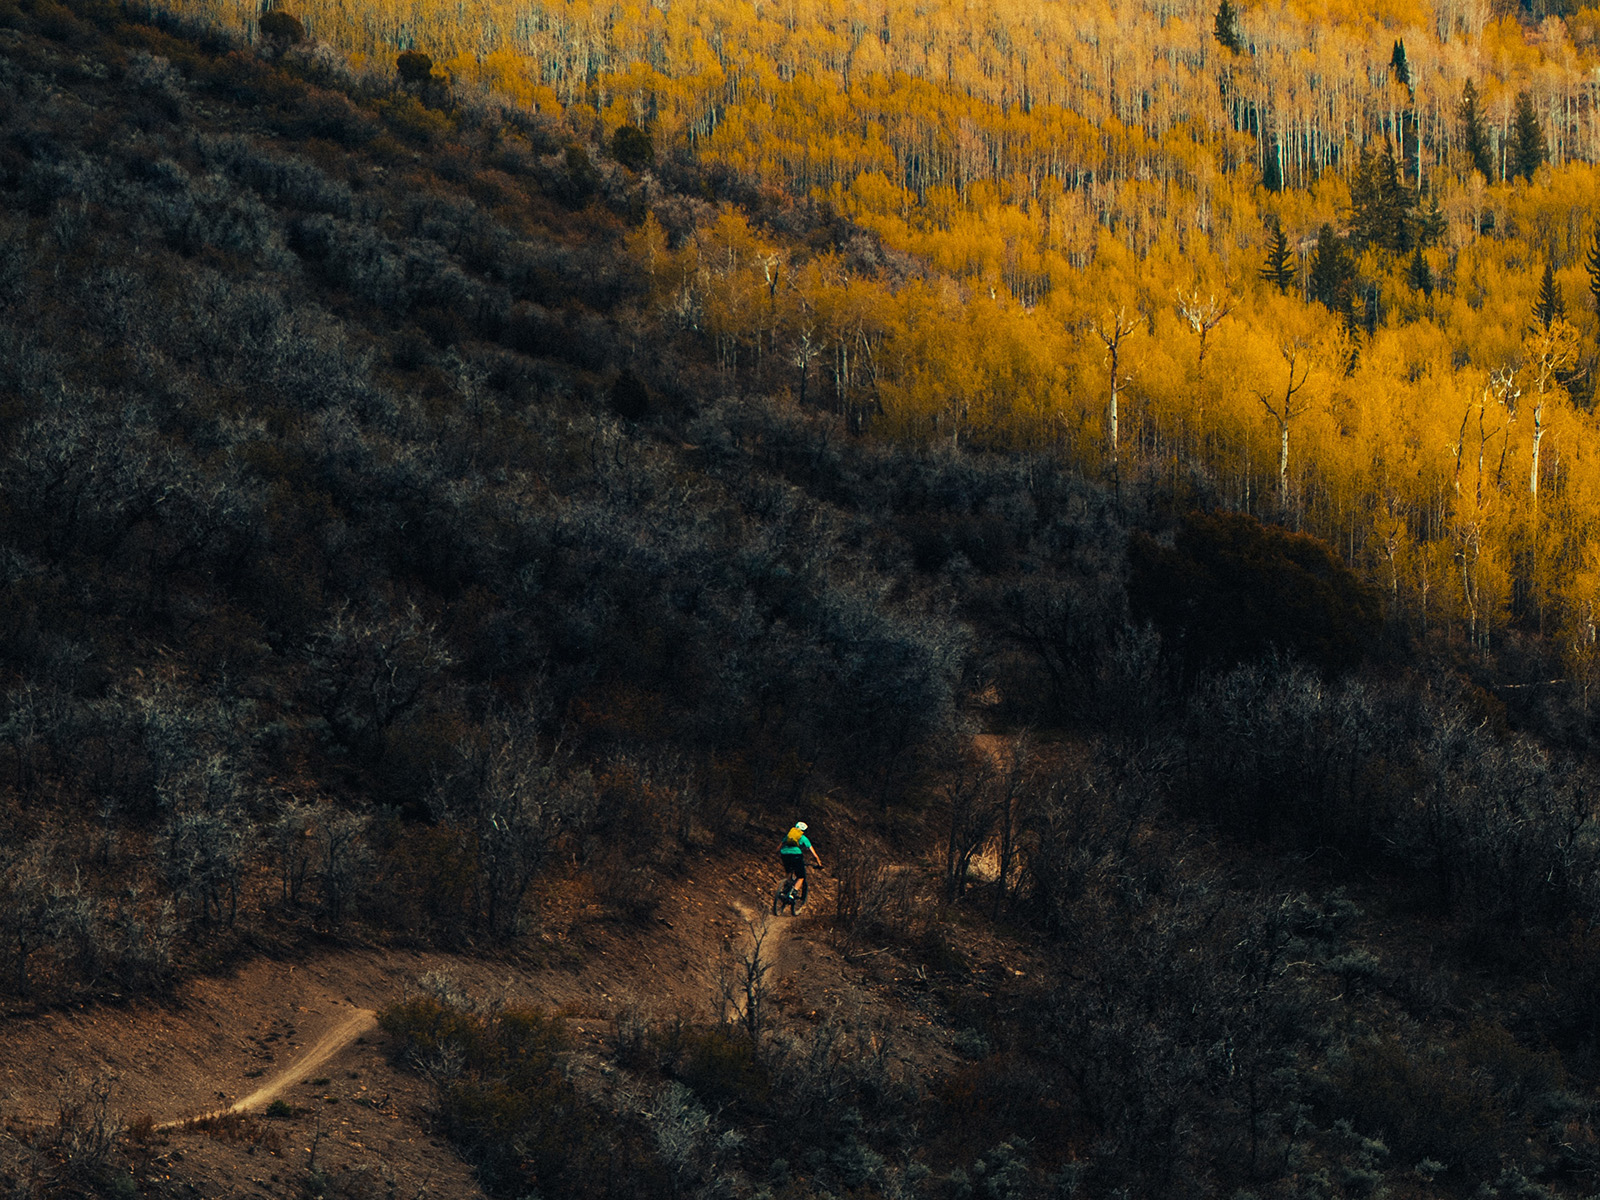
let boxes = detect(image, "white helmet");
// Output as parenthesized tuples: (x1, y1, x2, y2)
(795, 822, 808, 831)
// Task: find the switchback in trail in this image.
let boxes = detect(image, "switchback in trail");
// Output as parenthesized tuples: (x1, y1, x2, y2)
(156, 1005, 376, 1130)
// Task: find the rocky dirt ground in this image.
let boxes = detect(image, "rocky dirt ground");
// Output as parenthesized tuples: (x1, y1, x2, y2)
(0, 834, 1044, 1199)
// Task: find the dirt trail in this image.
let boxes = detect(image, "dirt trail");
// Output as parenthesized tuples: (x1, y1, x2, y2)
(729, 899, 792, 957)
(730, 879, 819, 957)
(155, 1005, 377, 1129)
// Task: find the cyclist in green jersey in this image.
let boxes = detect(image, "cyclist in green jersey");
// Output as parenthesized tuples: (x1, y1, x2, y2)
(778, 821, 822, 904)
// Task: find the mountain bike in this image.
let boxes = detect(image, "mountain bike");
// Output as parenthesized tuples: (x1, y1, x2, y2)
(772, 864, 808, 916)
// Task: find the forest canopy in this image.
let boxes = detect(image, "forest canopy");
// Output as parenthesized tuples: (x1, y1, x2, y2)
(112, 0, 1600, 675)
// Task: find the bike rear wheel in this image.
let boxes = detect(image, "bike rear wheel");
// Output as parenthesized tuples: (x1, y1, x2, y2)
(773, 879, 797, 916)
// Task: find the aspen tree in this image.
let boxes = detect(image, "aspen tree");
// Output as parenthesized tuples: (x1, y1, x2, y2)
(1091, 306, 1136, 486)
(1176, 286, 1233, 440)
(1524, 318, 1579, 507)
(1251, 331, 1317, 515)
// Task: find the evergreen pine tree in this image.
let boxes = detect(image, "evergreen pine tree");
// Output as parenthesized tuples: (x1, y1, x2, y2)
(1459, 81, 1494, 180)
(1348, 142, 1414, 254)
(1416, 194, 1446, 248)
(1260, 224, 1297, 293)
(1309, 224, 1355, 312)
(1390, 39, 1410, 88)
(1342, 299, 1363, 376)
(1586, 226, 1600, 320)
(1262, 136, 1283, 192)
(1379, 141, 1415, 253)
(1513, 92, 1545, 182)
(1533, 261, 1566, 332)
(1347, 145, 1381, 250)
(1213, 0, 1241, 52)
(1407, 246, 1433, 297)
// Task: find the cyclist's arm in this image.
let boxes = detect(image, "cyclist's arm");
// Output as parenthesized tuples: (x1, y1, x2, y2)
(809, 844, 822, 868)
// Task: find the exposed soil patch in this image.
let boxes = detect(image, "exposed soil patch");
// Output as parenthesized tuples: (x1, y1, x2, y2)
(0, 835, 992, 1198)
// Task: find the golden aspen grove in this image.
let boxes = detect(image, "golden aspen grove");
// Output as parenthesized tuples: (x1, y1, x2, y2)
(138, 0, 1600, 668)
(29, 0, 1600, 1193)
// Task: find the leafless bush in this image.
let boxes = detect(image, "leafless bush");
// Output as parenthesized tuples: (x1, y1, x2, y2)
(433, 705, 589, 939)
(831, 838, 918, 941)
(942, 752, 999, 900)
(313, 808, 372, 927)
(49, 1074, 126, 1189)
(767, 1008, 907, 1147)
(716, 921, 776, 1050)
(269, 799, 314, 907)
(159, 801, 254, 929)
(642, 1080, 743, 1200)
(609, 1000, 659, 1069)
(0, 842, 64, 995)
(110, 889, 178, 992)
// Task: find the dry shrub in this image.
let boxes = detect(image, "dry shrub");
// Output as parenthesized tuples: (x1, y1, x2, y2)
(658, 1022, 771, 1111)
(123, 1112, 156, 1144)
(831, 835, 920, 942)
(1328, 1021, 1565, 1178)
(178, 1110, 282, 1149)
(588, 853, 657, 924)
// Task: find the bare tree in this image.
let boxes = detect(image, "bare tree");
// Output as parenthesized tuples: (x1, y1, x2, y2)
(942, 753, 999, 901)
(159, 806, 252, 930)
(717, 919, 776, 1049)
(1251, 336, 1315, 514)
(1176, 287, 1234, 436)
(991, 734, 1032, 918)
(269, 799, 315, 907)
(435, 706, 585, 940)
(313, 809, 371, 927)
(1092, 307, 1137, 487)
(304, 601, 453, 755)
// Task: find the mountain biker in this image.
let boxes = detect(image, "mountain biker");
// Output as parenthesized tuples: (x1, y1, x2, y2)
(779, 821, 822, 904)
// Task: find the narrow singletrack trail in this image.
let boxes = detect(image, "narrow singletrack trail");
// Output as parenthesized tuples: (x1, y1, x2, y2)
(730, 889, 813, 955)
(156, 1005, 377, 1130)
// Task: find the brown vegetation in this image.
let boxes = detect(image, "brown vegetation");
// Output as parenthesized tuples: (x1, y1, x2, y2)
(5, 1, 1600, 1198)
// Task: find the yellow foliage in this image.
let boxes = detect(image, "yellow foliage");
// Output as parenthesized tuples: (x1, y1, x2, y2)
(143, 0, 1600, 658)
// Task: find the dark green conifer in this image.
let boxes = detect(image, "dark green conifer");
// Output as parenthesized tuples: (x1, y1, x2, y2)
(1348, 142, 1414, 254)
(1309, 224, 1355, 312)
(1347, 146, 1380, 250)
(1260, 224, 1297, 293)
(1416, 194, 1446, 248)
(1533, 261, 1566, 332)
(1585, 226, 1600, 320)
(1459, 80, 1493, 180)
(1262, 137, 1283, 192)
(1379, 141, 1415, 253)
(611, 124, 654, 172)
(259, 8, 304, 43)
(1390, 39, 1410, 87)
(1512, 91, 1545, 182)
(1213, 0, 1242, 52)
(1407, 246, 1433, 297)
(396, 49, 433, 86)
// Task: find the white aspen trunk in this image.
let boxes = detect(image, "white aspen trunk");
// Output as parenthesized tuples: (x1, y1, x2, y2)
(1530, 397, 1544, 503)
(1278, 417, 1290, 511)
(1109, 373, 1119, 467)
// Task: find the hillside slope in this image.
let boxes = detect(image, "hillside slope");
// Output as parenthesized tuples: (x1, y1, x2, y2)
(9, 5, 1600, 1200)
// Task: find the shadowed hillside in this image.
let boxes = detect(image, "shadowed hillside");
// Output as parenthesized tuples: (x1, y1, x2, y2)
(6, 4, 1600, 1199)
